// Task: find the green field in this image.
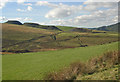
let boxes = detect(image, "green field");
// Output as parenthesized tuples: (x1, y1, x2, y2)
(56, 26, 75, 31)
(2, 42, 118, 80)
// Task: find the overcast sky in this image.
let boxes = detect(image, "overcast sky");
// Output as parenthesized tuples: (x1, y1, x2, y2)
(0, 0, 119, 28)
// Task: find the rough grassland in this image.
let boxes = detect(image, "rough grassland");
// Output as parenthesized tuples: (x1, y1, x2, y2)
(2, 42, 118, 80)
(2, 23, 118, 53)
(2, 23, 56, 47)
(77, 65, 119, 80)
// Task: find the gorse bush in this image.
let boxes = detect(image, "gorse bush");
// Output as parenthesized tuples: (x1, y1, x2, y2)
(45, 51, 119, 80)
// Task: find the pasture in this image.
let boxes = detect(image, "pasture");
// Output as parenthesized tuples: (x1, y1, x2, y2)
(2, 42, 118, 80)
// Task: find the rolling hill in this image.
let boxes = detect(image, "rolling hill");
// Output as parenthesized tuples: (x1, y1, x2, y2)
(23, 23, 62, 31)
(5, 20, 62, 31)
(2, 22, 119, 53)
(56, 26, 92, 33)
(2, 23, 56, 49)
(70, 28, 92, 32)
(90, 22, 119, 32)
(56, 26, 75, 31)
(2, 20, 119, 80)
(5, 20, 23, 25)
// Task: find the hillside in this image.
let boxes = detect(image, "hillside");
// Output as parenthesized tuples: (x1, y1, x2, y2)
(2, 23, 119, 53)
(5, 20, 62, 31)
(23, 23, 62, 31)
(56, 26, 92, 32)
(5, 20, 23, 25)
(2, 23, 56, 49)
(90, 22, 119, 32)
(56, 26, 75, 31)
(23, 23, 40, 27)
(70, 28, 92, 32)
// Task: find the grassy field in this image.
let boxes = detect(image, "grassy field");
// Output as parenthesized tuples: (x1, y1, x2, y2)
(56, 26, 75, 31)
(2, 42, 118, 80)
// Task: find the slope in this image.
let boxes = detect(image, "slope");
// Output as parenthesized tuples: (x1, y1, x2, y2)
(2, 23, 56, 48)
(90, 22, 119, 32)
(56, 26, 75, 31)
(2, 23, 119, 53)
(2, 42, 118, 80)
(23, 23, 62, 31)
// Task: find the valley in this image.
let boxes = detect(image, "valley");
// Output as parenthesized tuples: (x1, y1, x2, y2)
(1, 21, 119, 80)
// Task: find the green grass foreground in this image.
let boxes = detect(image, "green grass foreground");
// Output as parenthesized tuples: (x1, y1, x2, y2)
(2, 42, 118, 80)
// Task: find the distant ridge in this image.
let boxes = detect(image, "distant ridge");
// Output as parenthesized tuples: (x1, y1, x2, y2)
(23, 22, 62, 31)
(70, 28, 92, 32)
(5, 20, 23, 25)
(24, 23, 40, 27)
(89, 22, 119, 32)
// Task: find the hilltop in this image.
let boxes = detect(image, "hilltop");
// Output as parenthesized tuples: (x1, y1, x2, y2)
(5, 20, 119, 33)
(5, 20, 62, 31)
(5, 20, 23, 25)
(23, 23, 62, 31)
